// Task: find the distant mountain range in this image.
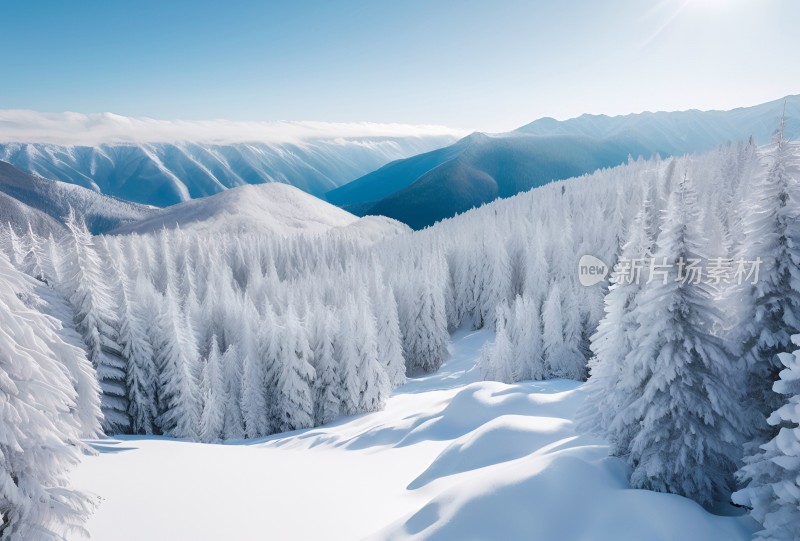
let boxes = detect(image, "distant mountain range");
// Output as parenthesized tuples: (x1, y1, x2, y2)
(329, 95, 800, 229)
(0, 111, 460, 208)
(0, 160, 408, 243)
(0, 161, 154, 234)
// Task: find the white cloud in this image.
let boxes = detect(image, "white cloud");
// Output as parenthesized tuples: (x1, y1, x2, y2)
(0, 110, 466, 146)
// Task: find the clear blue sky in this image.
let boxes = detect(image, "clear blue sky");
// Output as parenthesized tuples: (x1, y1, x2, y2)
(1, 0, 797, 131)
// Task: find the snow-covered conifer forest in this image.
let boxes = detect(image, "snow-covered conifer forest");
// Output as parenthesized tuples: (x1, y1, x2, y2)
(2, 119, 800, 539)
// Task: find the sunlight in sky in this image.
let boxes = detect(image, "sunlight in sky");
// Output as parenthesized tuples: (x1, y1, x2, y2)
(0, 0, 796, 131)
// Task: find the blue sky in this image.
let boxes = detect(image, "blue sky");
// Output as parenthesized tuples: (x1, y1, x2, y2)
(1, 0, 797, 131)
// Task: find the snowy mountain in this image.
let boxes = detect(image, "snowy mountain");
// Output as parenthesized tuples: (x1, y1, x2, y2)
(111, 182, 374, 238)
(329, 95, 800, 229)
(0, 111, 460, 207)
(0, 191, 66, 238)
(0, 160, 154, 234)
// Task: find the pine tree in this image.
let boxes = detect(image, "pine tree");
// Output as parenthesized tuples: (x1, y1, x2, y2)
(509, 295, 545, 381)
(401, 259, 449, 374)
(241, 299, 271, 438)
(62, 210, 129, 434)
(220, 343, 245, 440)
(373, 278, 406, 387)
(354, 297, 390, 413)
(200, 336, 225, 443)
(20, 223, 46, 282)
(272, 305, 315, 432)
(542, 282, 584, 379)
(2, 222, 24, 268)
(480, 305, 514, 383)
(736, 119, 800, 435)
(154, 285, 201, 439)
(734, 335, 800, 541)
(119, 271, 159, 435)
(476, 234, 512, 329)
(617, 178, 748, 506)
(0, 253, 96, 539)
(337, 301, 363, 416)
(578, 198, 656, 453)
(311, 308, 341, 425)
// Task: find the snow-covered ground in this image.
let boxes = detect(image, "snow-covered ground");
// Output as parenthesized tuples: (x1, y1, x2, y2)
(71, 329, 757, 541)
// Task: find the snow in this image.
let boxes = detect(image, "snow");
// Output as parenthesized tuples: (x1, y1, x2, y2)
(71, 328, 756, 541)
(111, 183, 359, 236)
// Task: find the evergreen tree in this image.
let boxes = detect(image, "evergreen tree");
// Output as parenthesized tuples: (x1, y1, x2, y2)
(578, 198, 656, 454)
(119, 271, 159, 435)
(480, 305, 514, 383)
(735, 122, 800, 435)
(200, 336, 225, 443)
(509, 295, 545, 381)
(20, 224, 46, 282)
(0, 253, 96, 540)
(734, 335, 800, 541)
(220, 342, 245, 440)
(372, 278, 406, 387)
(272, 306, 315, 432)
(542, 282, 584, 379)
(241, 299, 271, 438)
(154, 285, 201, 439)
(62, 210, 129, 434)
(311, 308, 341, 425)
(617, 179, 748, 506)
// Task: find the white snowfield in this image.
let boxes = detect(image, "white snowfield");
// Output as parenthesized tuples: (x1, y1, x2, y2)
(72, 329, 756, 541)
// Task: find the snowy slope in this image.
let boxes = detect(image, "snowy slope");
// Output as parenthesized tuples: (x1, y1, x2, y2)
(71, 329, 755, 541)
(328, 215, 412, 244)
(111, 183, 360, 236)
(0, 160, 155, 234)
(329, 94, 800, 229)
(0, 190, 67, 238)
(0, 111, 460, 207)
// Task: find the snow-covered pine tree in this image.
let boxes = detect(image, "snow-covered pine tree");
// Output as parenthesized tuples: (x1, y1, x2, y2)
(154, 284, 201, 439)
(400, 258, 449, 374)
(117, 269, 159, 435)
(734, 335, 800, 541)
(509, 295, 545, 381)
(578, 197, 656, 454)
(20, 224, 46, 282)
(620, 177, 748, 506)
(476, 233, 512, 329)
(735, 119, 800, 435)
(200, 335, 225, 443)
(542, 282, 584, 380)
(220, 343, 245, 440)
(272, 305, 315, 432)
(370, 269, 406, 388)
(480, 305, 514, 383)
(62, 210, 129, 434)
(0, 253, 96, 540)
(2, 222, 24, 268)
(241, 298, 272, 438)
(353, 294, 390, 413)
(42, 233, 63, 286)
(311, 307, 341, 425)
(337, 298, 363, 416)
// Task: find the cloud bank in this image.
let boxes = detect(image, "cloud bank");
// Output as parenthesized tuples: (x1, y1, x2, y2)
(0, 110, 466, 146)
